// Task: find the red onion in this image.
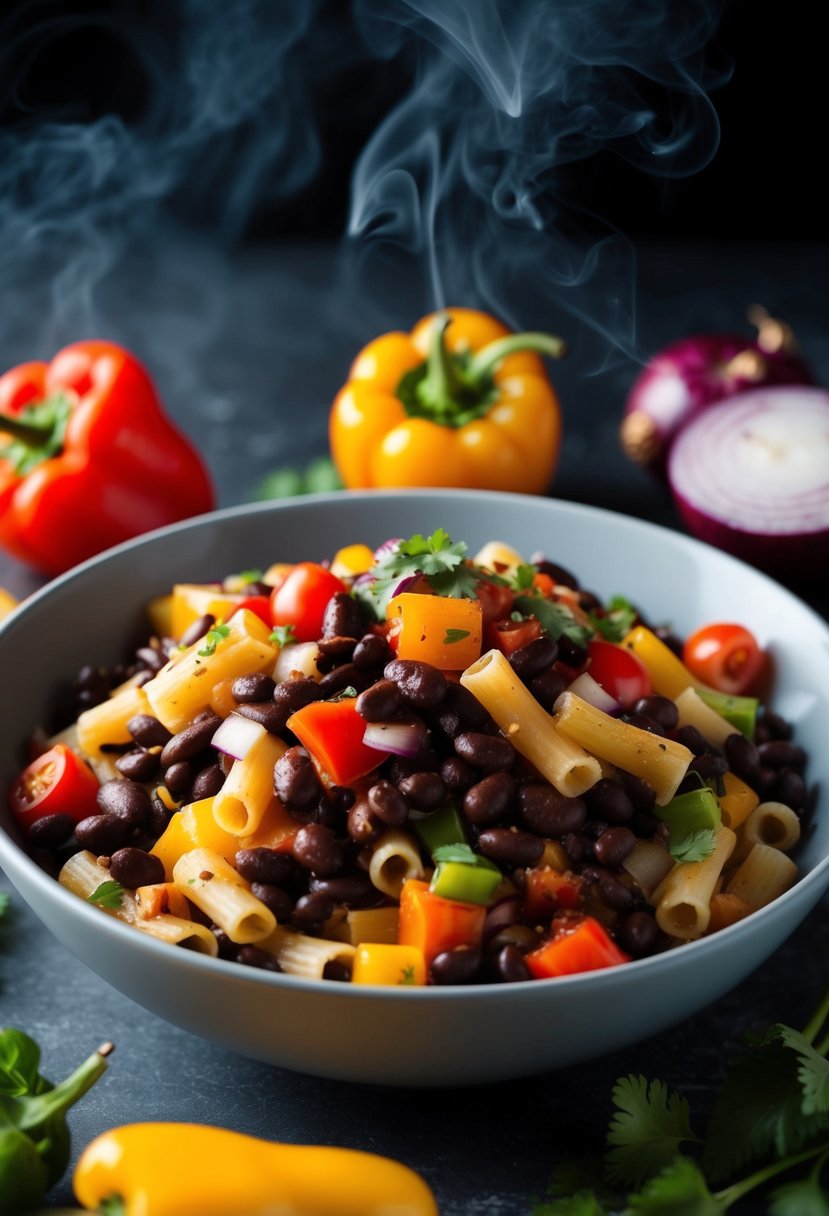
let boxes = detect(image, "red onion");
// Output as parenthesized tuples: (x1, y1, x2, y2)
(620, 308, 812, 477)
(559, 672, 620, 715)
(373, 538, 402, 560)
(211, 712, 264, 760)
(667, 385, 829, 580)
(362, 715, 428, 757)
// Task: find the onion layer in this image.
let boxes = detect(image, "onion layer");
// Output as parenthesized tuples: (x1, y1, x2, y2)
(667, 386, 829, 579)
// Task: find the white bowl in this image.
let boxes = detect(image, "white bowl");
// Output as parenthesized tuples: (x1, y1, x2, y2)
(1, 490, 827, 1086)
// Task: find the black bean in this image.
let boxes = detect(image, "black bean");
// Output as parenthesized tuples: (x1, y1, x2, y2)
(250, 883, 293, 921)
(163, 762, 194, 798)
(598, 873, 635, 911)
(27, 812, 76, 850)
(593, 826, 636, 868)
(135, 645, 166, 674)
(309, 873, 376, 907)
(673, 725, 713, 756)
(235, 847, 296, 887)
(463, 772, 516, 826)
(232, 672, 276, 703)
(617, 771, 657, 813)
(561, 832, 591, 863)
(618, 909, 659, 957)
(429, 946, 482, 986)
(774, 768, 807, 811)
(624, 713, 666, 737)
(347, 799, 383, 844)
(529, 667, 568, 710)
(367, 780, 409, 826)
(440, 756, 477, 792)
(352, 633, 393, 670)
(322, 592, 366, 640)
(454, 731, 515, 772)
(317, 636, 357, 662)
(477, 827, 544, 868)
(356, 679, 402, 722)
(518, 784, 586, 836)
(292, 823, 344, 876)
(115, 749, 160, 782)
(509, 636, 558, 681)
(630, 808, 661, 838)
(680, 753, 727, 790)
(147, 798, 174, 837)
(398, 771, 446, 811)
(583, 779, 633, 824)
(127, 713, 172, 749)
(236, 701, 288, 734)
(160, 712, 222, 767)
(384, 659, 448, 710)
(319, 663, 371, 696)
(322, 960, 353, 982)
(75, 814, 132, 854)
(291, 891, 334, 929)
(632, 695, 679, 732)
(530, 556, 580, 586)
(556, 635, 587, 667)
(491, 943, 532, 983)
(444, 683, 490, 731)
(758, 740, 806, 771)
(109, 846, 164, 889)
(237, 945, 283, 971)
(97, 779, 152, 829)
(274, 746, 321, 810)
(178, 613, 215, 647)
(272, 677, 324, 725)
(190, 763, 225, 800)
(756, 710, 793, 743)
(724, 733, 761, 785)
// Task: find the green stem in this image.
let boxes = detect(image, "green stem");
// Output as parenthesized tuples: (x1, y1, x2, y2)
(417, 313, 470, 414)
(0, 410, 52, 445)
(467, 331, 567, 379)
(802, 984, 829, 1048)
(716, 1143, 828, 1208)
(18, 1043, 113, 1132)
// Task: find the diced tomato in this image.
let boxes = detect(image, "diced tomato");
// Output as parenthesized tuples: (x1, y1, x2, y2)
(475, 578, 515, 625)
(487, 615, 543, 657)
(522, 866, 583, 922)
(525, 915, 630, 979)
(9, 743, 100, 833)
(532, 572, 556, 597)
(229, 595, 273, 627)
(269, 562, 347, 643)
(682, 623, 765, 696)
(585, 639, 651, 707)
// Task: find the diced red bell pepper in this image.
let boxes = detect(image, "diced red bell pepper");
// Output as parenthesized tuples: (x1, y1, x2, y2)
(525, 915, 630, 979)
(522, 866, 583, 923)
(286, 697, 386, 786)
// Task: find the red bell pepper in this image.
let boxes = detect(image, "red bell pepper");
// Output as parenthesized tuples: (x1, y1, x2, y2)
(286, 697, 387, 787)
(525, 915, 630, 979)
(0, 341, 214, 574)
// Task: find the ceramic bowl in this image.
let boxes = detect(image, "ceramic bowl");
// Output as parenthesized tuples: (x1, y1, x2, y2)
(1, 490, 827, 1086)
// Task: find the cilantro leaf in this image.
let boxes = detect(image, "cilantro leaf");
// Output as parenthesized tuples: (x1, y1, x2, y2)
(87, 880, 125, 911)
(589, 596, 638, 644)
(270, 624, 297, 647)
(769, 1157, 829, 1216)
(531, 1191, 609, 1215)
(668, 829, 716, 863)
(444, 628, 471, 644)
(510, 563, 537, 591)
(625, 1155, 724, 1216)
(605, 1075, 699, 1188)
(775, 1025, 829, 1116)
(432, 843, 499, 871)
(198, 621, 231, 657)
(356, 530, 480, 615)
(514, 594, 594, 648)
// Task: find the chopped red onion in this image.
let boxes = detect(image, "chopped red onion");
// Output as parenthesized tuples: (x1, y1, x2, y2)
(557, 672, 620, 716)
(373, 538, 402, 560)
(667, 386, 829, 579)
(211, 713, 264, 760)
(362, 716, 427, 757)
(390, 573, 419, 599)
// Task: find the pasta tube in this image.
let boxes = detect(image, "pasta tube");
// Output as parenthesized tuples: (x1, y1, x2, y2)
(58, 851, 138, 924)
(741, 801, 801, 853)
(461, 649, 602, 798)
(674, 687, 738, 748)
(76, 679, 150, 758)
(553, 692, 692, 805)
(135, 914, 219, 955)
(257, 925, 357, 979)
(212, 726, 289, 837)
(367, 830, 426, 900)
(172, 848, 276, 943)
(652, 826, 736, 939)
(725, 842, 798, 908)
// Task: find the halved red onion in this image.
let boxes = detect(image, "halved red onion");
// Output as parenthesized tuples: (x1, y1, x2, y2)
(620, 312, 812, 477)
(667, 386, 829, 580)
(559, 672, 620, 715)
(362, 716, 427, 757)
(373, 538, 402, 561)
(389, 573, 419, 599)
(211, 712, 264, 760)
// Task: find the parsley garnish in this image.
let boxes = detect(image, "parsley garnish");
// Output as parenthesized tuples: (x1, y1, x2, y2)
(87, 880, 125, 910)
(510, 563, 538, 592)
(589, 596, 639, 644)
(355, 530, 481, 617)
(399, 965, 417, 986)
(532, 983, 829, 1214)
(668, 828, 716, 863)
(329, 685, 358, 701)
(198, 621, 231, 657)
(513, 594, 594, 649)
(444, 628, 471, 645)
(269, 623, 297, 647)
(235, 568, 263, 585)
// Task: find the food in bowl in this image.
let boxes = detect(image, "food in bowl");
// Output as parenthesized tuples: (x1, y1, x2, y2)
(8, 527, 811, 990)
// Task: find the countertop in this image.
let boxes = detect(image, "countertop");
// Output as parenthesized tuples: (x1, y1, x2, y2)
(1, 236, 828, 1214)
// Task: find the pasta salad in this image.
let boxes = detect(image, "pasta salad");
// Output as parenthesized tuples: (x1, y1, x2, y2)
(8, 530, 811, 986)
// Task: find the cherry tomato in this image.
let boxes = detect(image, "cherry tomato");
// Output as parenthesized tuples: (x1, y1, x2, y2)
(229, 595, 273, 627)
(269, 562, 347, 643)
(586, 639, 652, 707)
(682, 622, 765, 695)
(9, 743, 100, 833)
(475, 578, 514, 625)
(487, 615, 543, 657)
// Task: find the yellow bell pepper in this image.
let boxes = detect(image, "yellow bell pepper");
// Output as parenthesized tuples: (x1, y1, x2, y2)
(73, 1123, 439, 1216)
(386, 590, 483, 670)
(0, 586, 19, 621)
(351, 942, 427, 986)
(329, 307, 565, 494)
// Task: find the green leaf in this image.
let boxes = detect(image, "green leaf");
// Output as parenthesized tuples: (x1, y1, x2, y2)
(255, 456, 343, 501)
(626, 1156, 726, 1216)
(358, 529, 482, 614)
(668, 829, 716, 863)
(605, 1076, 699, 1188)
(431, 843, 499, 871)
(0, 1028, 42, 1097)
(776, 1025, 829, 1116)
(444, 628, 471, 644)
(198, 621, 231, 657)
(589, 596, 638, 644)
(532, 1191, 609, 1216)
(513, 595, 593, 648)
(87, 881, 125, 911)
(269, 624, 297, 647)
(510, 563, 537, 591)
(234, 568, 263, 585)
(99, 1196, 128, 1216)
(769, 1168, 829, 1216)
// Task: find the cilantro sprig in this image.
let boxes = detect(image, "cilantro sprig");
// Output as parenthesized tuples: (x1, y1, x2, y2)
(355, 530, 482, 617)
(198, 621, 231, 657)
(513, 594, 593, 649)
(533, 984, 829, 1214)
(87, 880, 125, 910)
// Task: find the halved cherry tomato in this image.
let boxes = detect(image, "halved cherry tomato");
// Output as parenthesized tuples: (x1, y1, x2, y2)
(585, 639, 651, 707)
(488, 615, 543, 657)
(475, 578, 514, 625)
(269, 562, 347, 643)
(229, 595, 273, 627)
(682, 622, 765, 695)
(9, 743, 99, 833)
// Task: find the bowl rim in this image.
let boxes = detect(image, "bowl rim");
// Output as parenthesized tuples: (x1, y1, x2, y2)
(2, 488, 828, 998)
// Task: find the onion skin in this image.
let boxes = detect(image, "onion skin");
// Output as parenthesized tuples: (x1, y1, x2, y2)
(621, 326, 812, 477)
(667, 386, 829, 581)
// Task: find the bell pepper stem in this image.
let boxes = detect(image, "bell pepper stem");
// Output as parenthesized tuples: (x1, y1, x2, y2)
(0, 411, 53, 446)
(468, 331, 567, 380)
(417, 314, 470, 416)
(17, 1043, 114, 1133)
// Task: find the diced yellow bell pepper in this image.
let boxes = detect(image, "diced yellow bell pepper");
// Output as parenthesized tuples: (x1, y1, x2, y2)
(151, 797, 239, 880)
(170, 583, 247, 641)
(330, 543, 375, 579)
(0, 587, 19, 621)
(718, 770, 760, 830)
(621, 625, 697, 699)
(351, 942, 427, 987)
(387, 592, 483, 670)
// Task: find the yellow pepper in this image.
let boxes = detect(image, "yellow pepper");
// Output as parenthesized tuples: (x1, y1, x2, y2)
(0, 586, 18, 621)
(73, 1123, 439, 1216)
(329, 307, 565, 494)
